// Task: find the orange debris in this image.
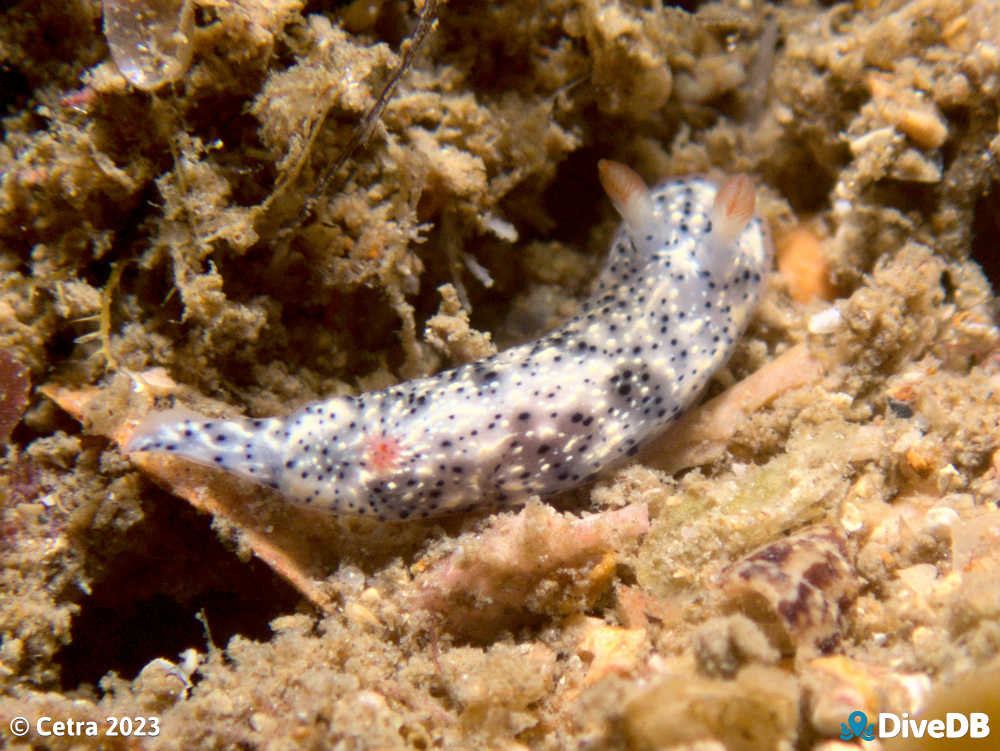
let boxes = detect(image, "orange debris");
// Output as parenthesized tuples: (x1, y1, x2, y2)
(775, 222, 834, 303)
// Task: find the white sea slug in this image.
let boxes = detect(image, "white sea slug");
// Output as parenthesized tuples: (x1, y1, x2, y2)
(126, 162, 770, 520)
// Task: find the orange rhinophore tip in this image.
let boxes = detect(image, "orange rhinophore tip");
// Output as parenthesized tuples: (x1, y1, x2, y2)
(598, 159, 654, 235)
(711, 174, 756, 245)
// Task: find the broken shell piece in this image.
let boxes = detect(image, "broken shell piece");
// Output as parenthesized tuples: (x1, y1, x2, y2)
(950, 509, 1000, 571)
(133, 655, 196, 710)
(921, 506, 960, 540)
(566, 614, 646, 687)
(808, 306, 843, 335)
(803, 655, 878, 736)
(718, 526, 860, 655)
(803, 655, 931, 738)
(103, 0, 195, 89)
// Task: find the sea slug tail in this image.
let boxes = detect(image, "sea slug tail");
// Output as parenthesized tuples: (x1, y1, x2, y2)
(125, 408, 285, 488)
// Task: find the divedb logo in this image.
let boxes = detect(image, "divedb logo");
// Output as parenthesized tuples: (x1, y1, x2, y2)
(840, 710, 991, 740)
(840, 711, 875, 741)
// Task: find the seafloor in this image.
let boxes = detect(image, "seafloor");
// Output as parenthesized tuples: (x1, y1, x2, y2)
(2, 0, 1000, 749)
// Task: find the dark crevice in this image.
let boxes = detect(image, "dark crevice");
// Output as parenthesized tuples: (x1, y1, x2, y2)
(670, 0, 702, 12)
(971, 180, 1000, 295)
(770, 146, 843, 215)
(56, 487, 302, 689)
(0, 65, 32, 124)
(542, 145, 606, 249)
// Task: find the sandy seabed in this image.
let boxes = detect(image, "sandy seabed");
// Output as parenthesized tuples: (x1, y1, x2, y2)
(2, 0, 1000, 748)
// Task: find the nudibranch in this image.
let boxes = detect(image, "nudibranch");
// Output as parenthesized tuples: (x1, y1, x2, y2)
(127, 162, 770, 520)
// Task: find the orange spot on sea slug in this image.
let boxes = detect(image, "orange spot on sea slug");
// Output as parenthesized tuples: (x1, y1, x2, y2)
(365, 433, 404, 473)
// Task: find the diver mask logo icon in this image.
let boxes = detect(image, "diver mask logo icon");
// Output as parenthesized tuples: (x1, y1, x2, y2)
(841, 711, 876, 741)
